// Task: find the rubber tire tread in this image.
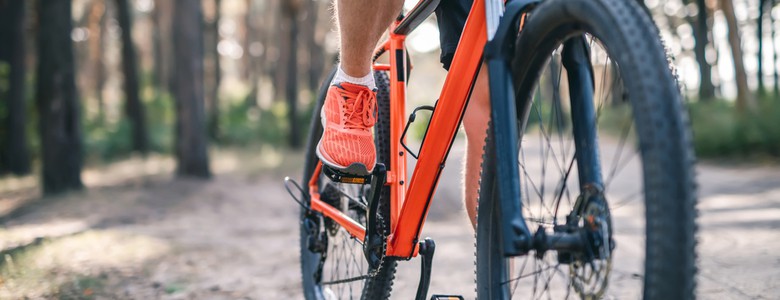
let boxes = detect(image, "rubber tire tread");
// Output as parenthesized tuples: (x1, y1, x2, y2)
(360, 71, 398, 300)
(299, 68, 398, 300)
(475, 0, 698, 299)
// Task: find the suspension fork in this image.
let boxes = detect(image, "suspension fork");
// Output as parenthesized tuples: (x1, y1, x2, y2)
(562, 36, 604, 190)
(486, 35, 605, 260)
(484, 0, 540, 256)
(486, 6, 599, 257)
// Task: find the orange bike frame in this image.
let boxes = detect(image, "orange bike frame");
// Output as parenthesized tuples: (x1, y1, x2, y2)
(309, 0, 489, 259)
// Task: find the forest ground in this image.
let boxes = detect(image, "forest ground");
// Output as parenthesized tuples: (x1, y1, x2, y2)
(0, 140, 778, 299)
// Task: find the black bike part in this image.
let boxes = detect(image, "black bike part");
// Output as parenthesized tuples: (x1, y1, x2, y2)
(394, 0, 442, 35)
(284, 176, 310, 211)
(363, 164, 387, 269)
(360, 71, 398, 300)
(561, 36, 603, 187)
(322, 165, 373, 184)
(483, 0, 541, 257)
(400, 105, 435, 159)
(300, 68, 335, 300)
(415, 238, 436, 300)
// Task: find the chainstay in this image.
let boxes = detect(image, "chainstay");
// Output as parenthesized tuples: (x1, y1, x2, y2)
(315, 182, 391, 287)
(317, 218, 388, 286)
(322, 274, 372, 285)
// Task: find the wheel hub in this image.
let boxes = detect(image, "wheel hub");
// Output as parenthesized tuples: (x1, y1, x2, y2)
(568, 184, 614, 298)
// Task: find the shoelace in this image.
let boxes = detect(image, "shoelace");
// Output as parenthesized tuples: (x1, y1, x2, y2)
(338, 87, 377, 130)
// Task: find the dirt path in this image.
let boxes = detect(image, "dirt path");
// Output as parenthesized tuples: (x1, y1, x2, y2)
(0, 143, 778, 299)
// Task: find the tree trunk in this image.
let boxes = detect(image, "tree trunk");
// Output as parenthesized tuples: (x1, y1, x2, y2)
(116, 0, 148, 153)
(694, 0, 715, 100)
(245, 0, 260, 107)
(207, 0, 221, 140)
(758, 0, 767, 95)
(173, 0, 211, 178)
(773, 0, 779, 97)
(152, 0, 165, 96)
(158, 0, 177, 95)
(87, 0, 107, 119)
(0, 0, 31, 175)
(720, 0, 755, 112)
(283, 1, 301, 148)
(239, 0, 251, 82)
(36, 0, 83, 194)
(306, 0, 324, 93)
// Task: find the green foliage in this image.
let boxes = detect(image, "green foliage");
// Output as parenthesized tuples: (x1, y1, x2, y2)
(145, 93, 175, 153)
(219, 99, 285, 146)
(0, 61, 10, 94)
(82, 93, 174, 162)
(83, 118, 133, 161)
(80, 86, 314, 163)
(164, 282, 185, 294)
(689, 99, 780, 159)
(523, 94, 572, 134)
(408, 110, 432, 142)
(218, 94, 314, 147)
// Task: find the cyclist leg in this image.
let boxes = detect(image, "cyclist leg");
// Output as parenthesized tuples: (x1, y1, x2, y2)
(317, 0, 404, 175)
(436, 0, 487, 229)
(463, 69, 489, 229)
(336, 0, 404, 78)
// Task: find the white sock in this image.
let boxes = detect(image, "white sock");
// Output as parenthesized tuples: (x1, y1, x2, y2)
(331, 65, 376, 90)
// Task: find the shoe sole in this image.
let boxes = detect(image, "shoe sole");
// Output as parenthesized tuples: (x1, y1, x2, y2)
(315, 145, 373, 176)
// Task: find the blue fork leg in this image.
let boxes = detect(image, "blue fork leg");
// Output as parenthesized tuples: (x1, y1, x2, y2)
(561, 36, 604, 190)
(484, 0, 542, 257)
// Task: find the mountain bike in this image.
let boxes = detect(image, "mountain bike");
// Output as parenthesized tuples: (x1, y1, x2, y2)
(287, 0, 698, 298)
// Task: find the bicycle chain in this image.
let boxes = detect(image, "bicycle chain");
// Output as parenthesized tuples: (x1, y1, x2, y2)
(368, 198, 390, 277)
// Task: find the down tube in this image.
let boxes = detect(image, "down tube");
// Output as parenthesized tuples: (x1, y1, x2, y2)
(387, 0, 487, 258)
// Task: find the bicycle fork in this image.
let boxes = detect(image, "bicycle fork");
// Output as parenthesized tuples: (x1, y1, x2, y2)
(485, 0, 605, 258)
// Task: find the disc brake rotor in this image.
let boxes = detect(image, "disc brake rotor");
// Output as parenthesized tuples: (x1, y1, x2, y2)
(569, 188, 613, 298)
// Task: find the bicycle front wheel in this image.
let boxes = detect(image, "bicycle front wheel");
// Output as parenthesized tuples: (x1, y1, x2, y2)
(476, 0, 698, 298)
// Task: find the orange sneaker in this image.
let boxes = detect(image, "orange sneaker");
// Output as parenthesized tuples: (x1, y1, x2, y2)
(316, 82, 377, 176)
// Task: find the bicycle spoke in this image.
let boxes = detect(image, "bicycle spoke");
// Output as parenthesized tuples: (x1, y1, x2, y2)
(504, 37, 644, 300)
(605, 116, 635, 189)
(610, 189, 643, 210)
(511, 255, 532, 294)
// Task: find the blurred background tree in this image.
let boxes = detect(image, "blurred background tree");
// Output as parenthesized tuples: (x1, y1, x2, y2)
(115, 0, 148, 154)
(0, 0, 31, 176)
(173, 0, 211, 178)
(35, 0, 84, 194)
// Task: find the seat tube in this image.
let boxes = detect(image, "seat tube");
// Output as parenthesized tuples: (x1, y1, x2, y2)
(388, 26, 408, 228)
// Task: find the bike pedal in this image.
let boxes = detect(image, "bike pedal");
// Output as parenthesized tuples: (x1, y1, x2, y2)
(322, 164, 373, 184)
(430, 296, 464, 300)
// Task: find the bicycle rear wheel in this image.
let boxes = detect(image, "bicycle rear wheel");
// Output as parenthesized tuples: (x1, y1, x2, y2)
(300, 68, 397, 300)
(476, 0, 697, 298)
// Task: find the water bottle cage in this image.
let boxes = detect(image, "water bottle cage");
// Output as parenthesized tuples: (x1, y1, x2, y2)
(401, 104, 436, 159)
